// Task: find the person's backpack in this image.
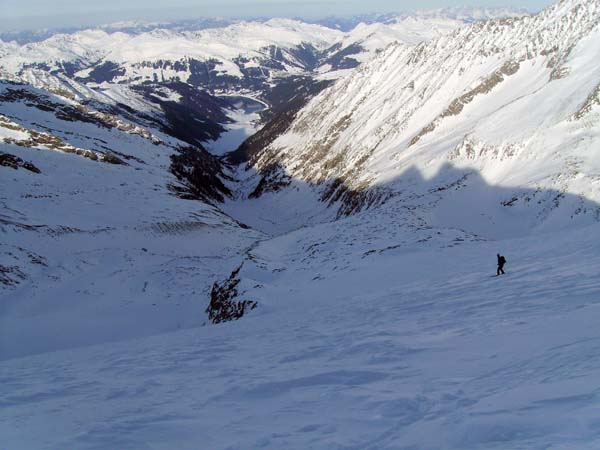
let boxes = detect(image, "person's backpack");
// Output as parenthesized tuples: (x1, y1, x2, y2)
(500, 256, 506, 265)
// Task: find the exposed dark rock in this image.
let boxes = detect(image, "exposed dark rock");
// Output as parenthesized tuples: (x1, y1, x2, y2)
(206, 264, 257, 324)
(572, 82, 600, 120)
(320, 43, 363, 71)
(102, 152, 127, 165)
(106, 149, 146, 164)
(81, 61, 126, 84)
(0, 152, 41, 173)
(0, 265, 26, 286)
(321, 177, 392, 218)
(169, 145, 232, 203)
(249, 164, 292, 198)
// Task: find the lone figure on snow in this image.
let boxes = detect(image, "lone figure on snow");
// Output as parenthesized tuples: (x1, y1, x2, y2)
(497, 254, 506, 276)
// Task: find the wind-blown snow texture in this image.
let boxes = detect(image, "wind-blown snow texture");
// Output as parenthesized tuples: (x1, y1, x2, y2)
(2, 1, 600, 449)
(2, 225, 600, 449)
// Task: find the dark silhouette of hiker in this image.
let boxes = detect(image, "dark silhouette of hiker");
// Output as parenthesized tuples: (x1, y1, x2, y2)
(497, 254, 506, 275)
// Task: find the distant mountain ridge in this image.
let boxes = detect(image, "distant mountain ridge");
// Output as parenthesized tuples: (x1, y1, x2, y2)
(0, 15, 467, 89)
(0, 7, 529, 44)
(0, 13, 469, 154)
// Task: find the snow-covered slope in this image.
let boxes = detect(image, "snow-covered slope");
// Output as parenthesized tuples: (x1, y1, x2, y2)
(316, 16, 464, 79)
(0, 80, 262, 358)
(2, 218, 600, 449)
(0, 20, 342, 89)
(312, 7, 527, 31)
(2, 2, 600, 449)
(0, 14, 469, 154)
(0, 15, 468, 96)
(314, 7, 528, 77)
(415, 5, 530, 22)
(242, 0, 600, 231)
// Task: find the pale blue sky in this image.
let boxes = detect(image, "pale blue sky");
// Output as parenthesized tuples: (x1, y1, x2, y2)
(0, 0, 555, 32)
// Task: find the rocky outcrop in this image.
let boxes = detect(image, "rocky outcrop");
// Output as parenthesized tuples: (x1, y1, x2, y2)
(409, 60, 520, 147)
(322, 179, 391, 218)
(0, 115, 126, 165)
(0, 265, 26, 286)
(448, 136, 523, 161)
(248, 164, 292, 199)
(0, 152, 41, 173)
(572, 82, 600, 121)
(206, 265, 257, 324)
(169, 146, 232, 203)
(0, 86, 160, 143)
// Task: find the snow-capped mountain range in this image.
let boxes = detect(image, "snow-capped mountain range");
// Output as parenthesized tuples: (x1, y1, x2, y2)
(240, 0, 600, 225)
(0, 11, 485, 162)
(0, 13, 476, 157)
(0, 16, 468, 90)
(0, 6, 528, 44)
(2, 1, 600, 448)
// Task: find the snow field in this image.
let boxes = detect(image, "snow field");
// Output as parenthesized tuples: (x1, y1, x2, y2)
(2, 3, 600, 448)
(1, 224, 600, 449)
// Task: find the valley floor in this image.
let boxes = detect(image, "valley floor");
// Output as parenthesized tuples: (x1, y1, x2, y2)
(2, 224, 600, 450)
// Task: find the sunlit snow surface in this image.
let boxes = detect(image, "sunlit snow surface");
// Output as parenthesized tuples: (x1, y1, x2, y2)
(1, 224, 600, 449)
(2, 2, 600, 449)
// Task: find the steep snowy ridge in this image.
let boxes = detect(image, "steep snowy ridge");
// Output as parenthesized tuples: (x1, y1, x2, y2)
(316, 16, 465, 78)
(242, 0, 600, 225)
(0, 29, 128, 75)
